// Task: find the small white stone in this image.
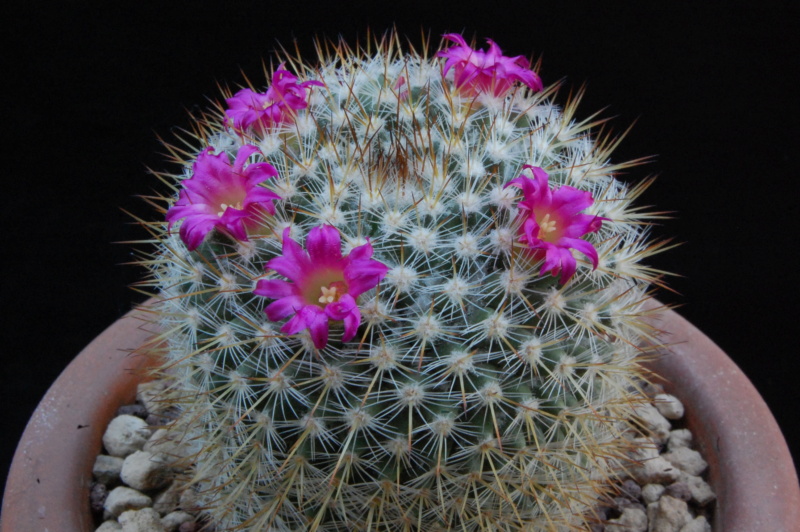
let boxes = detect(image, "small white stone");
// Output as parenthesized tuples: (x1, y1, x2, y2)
(104, 486, 152, 517)
(121, 451, 170, 491)
(136, 380, 169, 415)
(96, 521, 123, 532)
(632, 456, 681, 485)
(144, 428, 194, 460)
(682, 473, 716, 506)
(668, 428, 693, 450)
(641, 483, 666, 504)
(179, 486, 203, 515)
(93, 454, 125, 485)
(605, 507, 648, 532)
(103, 415, 151, 458)
(654, 393, 685, 420)
(628, 438, 681, 485)
(160, 511, 195, 532)
(679, 515, 712, 532)
(663, 447, 708, 476)
(152, 482, 182, 516)
(633, 403, 671, 444)
(648, 495, 692, 532)
(119, 507, 166, 532)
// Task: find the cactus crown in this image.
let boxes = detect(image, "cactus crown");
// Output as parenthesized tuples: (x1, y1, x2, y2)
(137, 32, 669, 531)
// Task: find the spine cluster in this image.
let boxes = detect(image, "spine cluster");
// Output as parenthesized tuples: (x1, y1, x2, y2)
(138, 34, 669, 531)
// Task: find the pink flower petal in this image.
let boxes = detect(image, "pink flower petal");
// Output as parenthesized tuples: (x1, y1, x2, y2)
(344, 259, 391, 298)
(254, 278, 296, 299)
(265, 295, 306, 322)
(266, 229, 312, 282)
(281, 306, 329, 349)
(325, 293, 357, 320)
(306, 225, 343, 266)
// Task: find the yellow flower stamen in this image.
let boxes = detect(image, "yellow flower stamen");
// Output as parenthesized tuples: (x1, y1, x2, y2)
(217, 202, 243, 217)
(319, 285, 340, 304)
(539, 213, 557, 234)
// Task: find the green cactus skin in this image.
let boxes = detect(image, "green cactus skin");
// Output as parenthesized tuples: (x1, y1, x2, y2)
(136, 36, 670, 531)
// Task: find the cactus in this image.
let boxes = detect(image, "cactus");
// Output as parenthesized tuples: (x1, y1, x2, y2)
(136, 33, 670, 531)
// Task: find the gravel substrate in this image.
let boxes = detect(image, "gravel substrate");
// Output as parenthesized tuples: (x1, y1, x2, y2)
(90, 381, 716, 531)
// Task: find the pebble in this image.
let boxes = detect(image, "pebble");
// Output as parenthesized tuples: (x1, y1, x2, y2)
(121, 450, 171, 491)
(136, 381, 170, 415)
(93, 454, 125, 485)
(647, 495, 692, 532)
(680, 515, 712, 532)
(152, 482, 182, 516)
(654, 393, 685, 420)
(178, 484, 203, 515)
(102, 415, 151, 458)
(103, 486, 152, 517)
(605, 507, 648, 532)
(144, 428, 194, 461)
(161, 511, 195, 532)
(682, 473, 716, 506)
(664, 481, 692, 502)
(628, 438, 680, 485)
(632, 403, 672, 444)
(118, 507, 166, 532)
(663, 447, 708, 476)
(619, 479, 642, 500)
(641, 483, 666, 504)
(668, 428, 693, 450)
(96, 521, 123, 532)
(90, 482, 108, 514)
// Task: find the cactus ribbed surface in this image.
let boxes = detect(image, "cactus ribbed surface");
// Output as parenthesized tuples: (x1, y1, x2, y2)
(137, 34, 669, 531)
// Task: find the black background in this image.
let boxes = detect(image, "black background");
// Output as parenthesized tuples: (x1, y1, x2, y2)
(2, 2, 798, 500)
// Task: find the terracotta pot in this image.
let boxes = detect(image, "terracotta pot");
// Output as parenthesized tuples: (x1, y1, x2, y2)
(642, 303, 800, 531)
(2, 303, 798, 531)
(1, 304, 155, 532)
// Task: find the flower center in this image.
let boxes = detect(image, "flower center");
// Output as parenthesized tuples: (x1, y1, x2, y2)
(318, 281, 348, 305)
(539, 213, 557, 234)
(217, 201, 243, 217)
(302, 269, 349, 307)
(261, 99, 276, 110)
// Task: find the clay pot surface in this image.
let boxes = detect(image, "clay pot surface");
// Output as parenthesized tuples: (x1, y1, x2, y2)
(2, 303, 799, 531)
(1, 304, 154, 532)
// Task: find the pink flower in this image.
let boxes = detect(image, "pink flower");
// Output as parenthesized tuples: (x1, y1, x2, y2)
(437, 34, 543, 97)
(505, 165, 605, 283)
(166, 145, 281, 251)
(255, 225, 389, 349)
(225, 64, 323, 133)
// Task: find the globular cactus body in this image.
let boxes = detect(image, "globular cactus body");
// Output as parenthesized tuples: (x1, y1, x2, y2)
(139, 34, 667, 531)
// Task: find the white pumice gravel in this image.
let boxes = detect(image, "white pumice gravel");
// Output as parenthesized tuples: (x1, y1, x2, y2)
(90, 381, 715, 531)
(103, 486, 152, 518)
(96, 520, 123, 531)
(102, 415, 151, 458)
(632, 402, 672, 445)
(120, 450, 171, 491)
(118, 507, 166, 532)
(93, 454, 125, 485)
(654, 393, 685, 420)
